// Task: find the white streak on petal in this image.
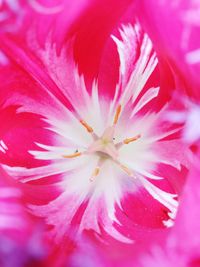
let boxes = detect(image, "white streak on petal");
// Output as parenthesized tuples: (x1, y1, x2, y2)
(0, 139, 8, 153)
(103, 220, 133, 244)
(140, 177, 178, 215)
(112, 24, 158, 108)
(29, 193, 85, 242)
(131, 87, 160, 117)
(34, 142, 72, 152)
(36, 42, 92, 118)
(0, 140, 8, 150)
(163, 218, 174, 227)
(43, 117, 91, 147)
(136, 169, 163, 180)
(131, 51, 158, 105)
(78, 196, 101, 234)
(0, 146, 6, 153)
(1, 158, 86, 182)
(29, 160, 98, 242)
(29, 150, 64, 160)
(154, 140, 189, 170)
(150, 127, 182, 142)
(29, 143, 79, 160)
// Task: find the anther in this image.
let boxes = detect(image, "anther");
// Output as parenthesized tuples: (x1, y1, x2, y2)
(62, 152, 82, 158)
(80, 119, 93, 133)
(123, 134, 141, 144)
(113, 104, 122, 125)
(90, 167, 100, 182)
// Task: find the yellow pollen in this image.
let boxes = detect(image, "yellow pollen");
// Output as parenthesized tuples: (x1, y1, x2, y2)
(113, 104, 122, 125)
(80, 120, 93, 133)
(62, 152, 82, 158)
(123, 134, 141, 144)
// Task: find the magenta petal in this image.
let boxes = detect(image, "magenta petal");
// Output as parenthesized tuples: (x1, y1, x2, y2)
(172, 160, 200, 256)
(137, 0, 200, 98)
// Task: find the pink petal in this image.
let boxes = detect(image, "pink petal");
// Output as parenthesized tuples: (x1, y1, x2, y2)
(136, 0, 200, 98)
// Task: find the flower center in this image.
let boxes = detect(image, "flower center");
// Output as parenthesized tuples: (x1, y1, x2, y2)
(63, 105, 141, 181)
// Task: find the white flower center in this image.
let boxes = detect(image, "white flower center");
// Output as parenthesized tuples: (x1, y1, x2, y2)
(63, 105, 141, 182)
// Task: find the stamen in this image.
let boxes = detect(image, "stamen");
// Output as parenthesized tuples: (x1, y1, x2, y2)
(90, 158, 105, 182)
(80, 120, 93, 133)
(113, 104, 122, 125)
(123, 134, 141, 144)
(114, 160, 134, 176)
(90, 167, 100, 182)
(116, 134, 141, 149)
(120, 164, 134, 177)
(62, 152, 82, 158)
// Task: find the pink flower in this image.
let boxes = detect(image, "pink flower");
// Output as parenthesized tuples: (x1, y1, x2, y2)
(0, 167, 48, 267)
(0, 0, 196, 265)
